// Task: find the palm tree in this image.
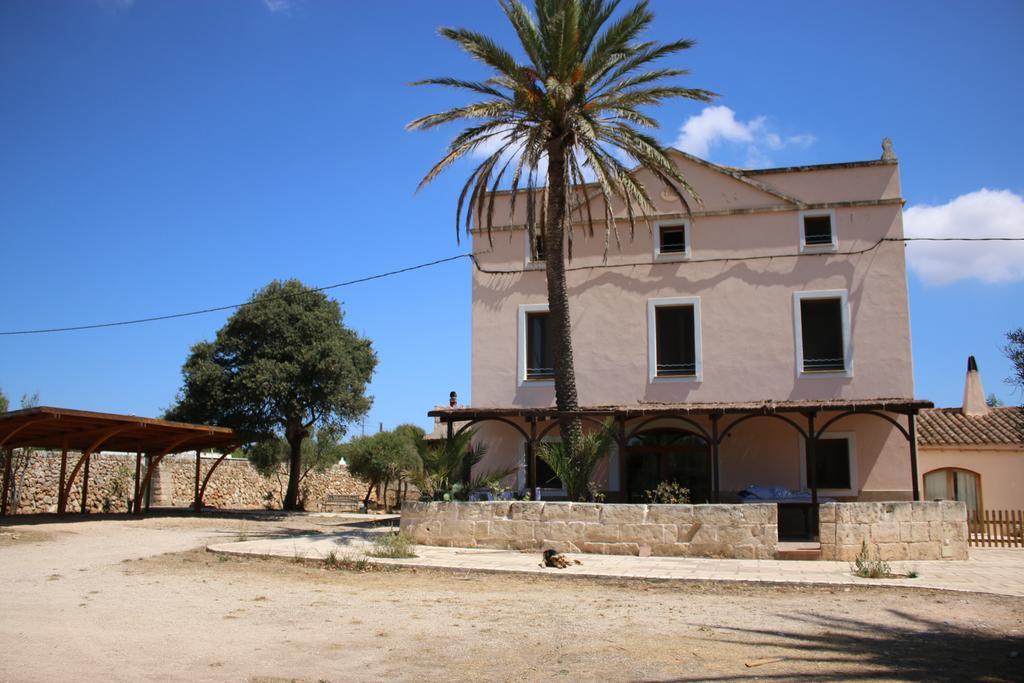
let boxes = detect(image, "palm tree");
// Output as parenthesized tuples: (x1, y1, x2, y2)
(410, 0, 713, 460)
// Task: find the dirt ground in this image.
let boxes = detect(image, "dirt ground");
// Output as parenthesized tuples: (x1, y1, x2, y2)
(1, 514, 1021, 682)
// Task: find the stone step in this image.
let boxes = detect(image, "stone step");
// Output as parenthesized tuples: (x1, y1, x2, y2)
(776, 542, 821, 561)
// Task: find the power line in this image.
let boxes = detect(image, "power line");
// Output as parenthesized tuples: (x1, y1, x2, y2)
(1, 236, 1020, 337)
(0, 254, 471, 336)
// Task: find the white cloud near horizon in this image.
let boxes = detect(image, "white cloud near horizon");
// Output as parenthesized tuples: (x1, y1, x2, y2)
(263, 0, 296, 13)
(673, 105, 815, 167)
(904, 189, 1024, 285)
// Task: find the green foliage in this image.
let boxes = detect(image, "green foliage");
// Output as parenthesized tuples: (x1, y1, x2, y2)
(851, 541, 894, 579)
(644, 481, 691, 505)
(0, 389, 8, 413)
(986, 393, 1003, 408)
(247, 428, 345, 479)
(344, 430, 421, 509)
(414, 429, 514, 501)
(409, 0, 713, 246)
(19, 392, 39, 409)
(367, 529, 417, 559)
(166, 279, 377, 510)
(536, 419, 615, 502)
(1005, 328, 1024, 394)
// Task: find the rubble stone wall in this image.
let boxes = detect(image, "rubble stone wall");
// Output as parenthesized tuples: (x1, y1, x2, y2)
(4, 450, 375, 514)
(819, 501, 969, 561)
(400, 501, 778, 559)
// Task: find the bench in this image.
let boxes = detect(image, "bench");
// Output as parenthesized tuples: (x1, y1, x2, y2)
(320, 494, 364, 513)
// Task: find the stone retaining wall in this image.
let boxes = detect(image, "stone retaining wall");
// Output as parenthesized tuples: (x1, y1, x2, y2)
(4, 450, 375, 514)
(819, 501, 968, 561)
(400, 501, 778, 559)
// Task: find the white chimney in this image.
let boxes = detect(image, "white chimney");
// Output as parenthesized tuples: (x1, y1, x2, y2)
(962, 355, 989, 417)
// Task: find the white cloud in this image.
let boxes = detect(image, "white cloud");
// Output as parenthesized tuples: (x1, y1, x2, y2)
(672, 105, 815, 167)
(904, 189, 1024, 285)
(97, 0, 135, 10)
(263, 0, 296, 13)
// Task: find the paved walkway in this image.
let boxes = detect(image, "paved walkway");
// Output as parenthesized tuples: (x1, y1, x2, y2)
(207, 525, 1024, 598)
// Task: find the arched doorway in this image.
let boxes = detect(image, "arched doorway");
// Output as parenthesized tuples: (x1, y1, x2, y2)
(626, 429, 711, 503)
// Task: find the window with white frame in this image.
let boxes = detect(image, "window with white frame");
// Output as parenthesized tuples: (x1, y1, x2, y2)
(653, 219, 690, 260)
(794, 290, 850, 375)
(648, 297, 702, 381)
(801, 433, 857, 494)
(799, 209, 837, 251)
(518, 304, 554, 383)
(525, 232, 545, 269)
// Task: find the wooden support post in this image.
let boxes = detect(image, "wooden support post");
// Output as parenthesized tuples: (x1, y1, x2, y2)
(80, 454, 91, 514)
(58, 444, 69, 516)
(144, 454, 151, 513)
(1, 448, 12, 516)
(618, 416, 628, 503)
(193, 450, 202, 512)
(710, 414, 721, 504)
(133, 452, 142, 514)
(446, 416, 454, 441)
(526, 417, 538, 494)
(806, 413, 818, 506)
(908, 412, 920, 501)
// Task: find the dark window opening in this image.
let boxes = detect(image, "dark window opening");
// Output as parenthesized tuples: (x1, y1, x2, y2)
(655, 305, 696, 377)
(659, 226, 687, 254)
(803, 214, 834, 246)
(534, 454, 563, 489)
(525, 311, 554, 380)
(530, 235, 545, 262)
(800, 297, 845, 372)
(811, 438, 852, 490)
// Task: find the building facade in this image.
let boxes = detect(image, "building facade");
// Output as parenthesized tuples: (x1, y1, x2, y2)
(435, 145, 930, 512)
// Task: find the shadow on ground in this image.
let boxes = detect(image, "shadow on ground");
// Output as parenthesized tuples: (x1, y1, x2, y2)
(656, 609, 1023, 682)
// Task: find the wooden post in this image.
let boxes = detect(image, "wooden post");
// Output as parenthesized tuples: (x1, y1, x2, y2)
(133, 452, 142, 514)
(58, 444, 69, 516)
(193, 450, 201, 512)
(80, 454, 91, 514)
(446, 416, 454, 441)
(710, 414, 721, 504)
(144, 454, 151, 513)
(806, 413, 818, 505)
(526, 417, 538, 494)
(908, 412, 920, 501)
(1, 448, 12, 516)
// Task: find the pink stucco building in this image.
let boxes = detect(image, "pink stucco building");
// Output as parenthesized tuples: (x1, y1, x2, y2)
(432, 143, 932, 536)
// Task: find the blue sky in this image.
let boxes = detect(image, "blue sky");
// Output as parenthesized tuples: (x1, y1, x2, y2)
(1, 0, 1022, 435)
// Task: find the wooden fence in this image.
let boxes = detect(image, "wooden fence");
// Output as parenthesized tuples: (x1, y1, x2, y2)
(968, 509, 1024, 548)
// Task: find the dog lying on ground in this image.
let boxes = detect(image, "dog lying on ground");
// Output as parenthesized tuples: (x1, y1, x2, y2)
(541, 548, 581, 568)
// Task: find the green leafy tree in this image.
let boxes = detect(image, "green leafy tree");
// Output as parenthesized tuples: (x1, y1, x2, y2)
(167, 279, 376, 510)
(248, 427, 346, 478)
(410, 0, 713, 461)
(344, 430, 421, 511)
(537, 419, 615, 501)
(0, 389, 8, 413)
(986, 393, 1003, 408)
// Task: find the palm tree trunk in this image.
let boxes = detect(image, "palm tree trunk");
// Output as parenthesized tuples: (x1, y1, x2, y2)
(544, 139, 584, 459)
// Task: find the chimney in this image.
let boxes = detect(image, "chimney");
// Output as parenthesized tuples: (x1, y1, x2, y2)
(962, 355, 989, 417)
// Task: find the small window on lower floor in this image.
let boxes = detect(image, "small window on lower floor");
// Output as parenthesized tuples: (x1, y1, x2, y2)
(811, 437, 852, 490)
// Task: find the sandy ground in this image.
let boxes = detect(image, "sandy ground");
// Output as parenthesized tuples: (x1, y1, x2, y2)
(1, 514, 1022, 682)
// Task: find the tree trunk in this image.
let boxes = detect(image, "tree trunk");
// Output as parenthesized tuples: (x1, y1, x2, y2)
(544, 139, 584, 459)
(283, 435, 304, 511)
(382, 476, 391, 513)
(363, 481, 375, 510)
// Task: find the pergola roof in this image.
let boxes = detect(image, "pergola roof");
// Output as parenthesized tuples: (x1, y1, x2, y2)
(429, 397, 933, 421)
(0, 406, 239, 453)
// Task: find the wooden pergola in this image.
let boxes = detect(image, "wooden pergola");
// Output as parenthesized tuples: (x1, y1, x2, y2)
(429, 397, 934, 504)
(0, 407, 240, 516)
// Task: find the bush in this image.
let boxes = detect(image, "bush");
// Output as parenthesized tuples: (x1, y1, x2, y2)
(367, 529, 417, 559)
(644, 481, 691, 504)
(851, 541, 894, 578)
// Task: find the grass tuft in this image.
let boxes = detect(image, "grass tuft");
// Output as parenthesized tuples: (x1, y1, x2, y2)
(367, 529, 417, 559)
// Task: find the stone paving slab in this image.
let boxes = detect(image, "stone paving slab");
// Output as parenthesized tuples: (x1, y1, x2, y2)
(207, 530, 1024, 598)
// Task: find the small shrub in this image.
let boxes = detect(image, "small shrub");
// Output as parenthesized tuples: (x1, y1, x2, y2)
(906, 568, 919, 579)
(644, 481, 691, 505)
(324, 550, 340, 568)
(367, 529, 417, 559)
(851, 541, 894, 578)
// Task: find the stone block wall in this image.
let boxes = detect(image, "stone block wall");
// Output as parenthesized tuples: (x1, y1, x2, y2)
(819, 501, 969, 561)
(400, 501, 778, 559)
(4, 450, 376, 514)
